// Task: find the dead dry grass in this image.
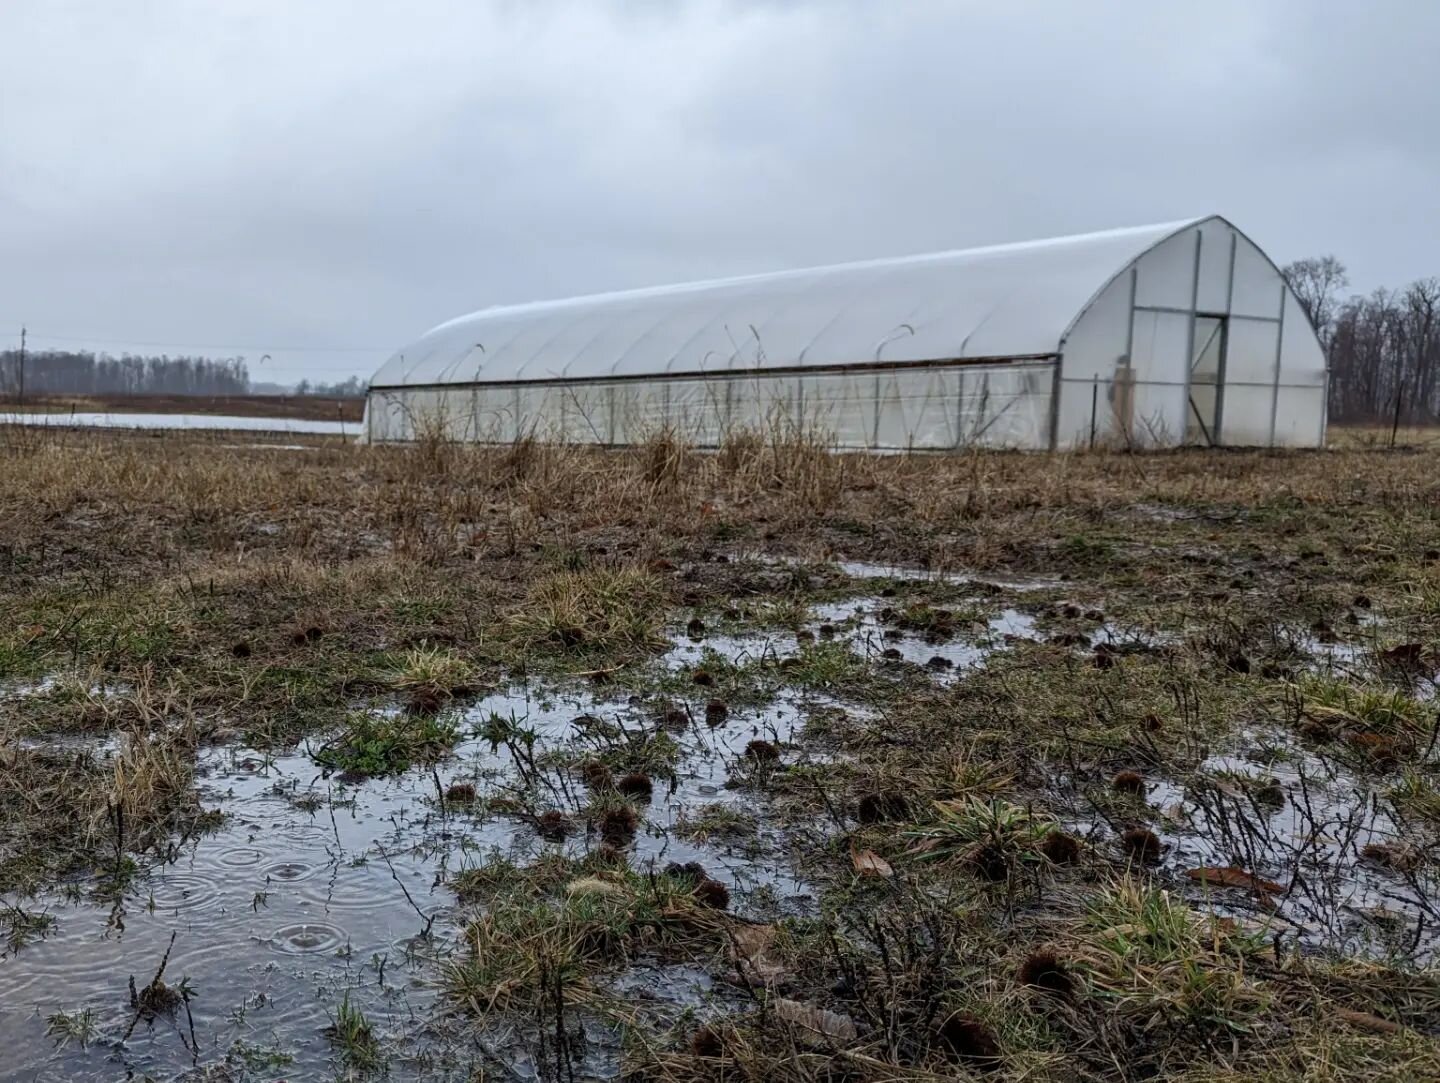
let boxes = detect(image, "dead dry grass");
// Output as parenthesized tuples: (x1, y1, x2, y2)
(2, 423, 1438, 580)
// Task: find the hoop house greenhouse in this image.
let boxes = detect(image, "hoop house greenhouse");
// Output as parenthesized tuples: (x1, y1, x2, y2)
(362, 215, 1327, 450)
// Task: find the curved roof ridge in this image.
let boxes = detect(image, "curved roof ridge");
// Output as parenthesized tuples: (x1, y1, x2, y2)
(441, 218, 1200, 325)
(372, 217, 1208, 387)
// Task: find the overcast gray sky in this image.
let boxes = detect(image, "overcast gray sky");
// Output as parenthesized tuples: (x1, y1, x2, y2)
(2, 0, 1437, 384)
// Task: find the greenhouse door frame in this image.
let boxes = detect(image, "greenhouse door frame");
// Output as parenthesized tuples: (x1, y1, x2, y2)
(1185, 312, 1228, 447)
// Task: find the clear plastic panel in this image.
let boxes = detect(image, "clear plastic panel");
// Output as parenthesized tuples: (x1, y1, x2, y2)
(1272, 386, 1326, 447)
(1219, 383, 1276, 445)
(1134, 228, 1198, 310)
(1195, 219, 1234, 314)
(373, 362, 1057, 450)
(1225, 316, 1280, 384)
(1230, 238, 1284, 319)
(1129, 309, 1191, 384)
(1279, 292, 1327, 385)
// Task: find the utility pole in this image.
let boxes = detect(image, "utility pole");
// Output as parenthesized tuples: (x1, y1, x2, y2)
(16, 325, 25, 403)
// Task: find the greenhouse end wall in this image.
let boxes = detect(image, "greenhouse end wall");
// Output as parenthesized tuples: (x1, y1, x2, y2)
(1054, 219, 1327, 449)
(365, 360, 1057, 451)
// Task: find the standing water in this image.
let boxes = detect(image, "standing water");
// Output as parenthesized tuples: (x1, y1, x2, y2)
(1, 412, 352, 436)
(0, 671, 823, 1080)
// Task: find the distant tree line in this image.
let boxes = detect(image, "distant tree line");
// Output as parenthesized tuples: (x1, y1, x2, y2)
(0, 348, 250, 397)
(1284, 257, 1440, 424)
(295, 375, 366, 397)
(0, 348, 368, 399)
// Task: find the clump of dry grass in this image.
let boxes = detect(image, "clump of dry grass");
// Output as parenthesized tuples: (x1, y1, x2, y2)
(0, 708, 205, 891)
(935, 1012, 1001, 1068)
(638, 426, 690, 491)
(615, 772, 654, 800)
(716, 418, 854, 512)
(906, 796, 1054, 870)
(94, 728, 199, 845)
(444, 781, 477, 805)
(692, 878, 729, 910)
(1038, 830, 1082, 864)
(444, 864, 728, 1017)
(1077, 876, 1281, 1040)
(535, 809, 569, 840)
(1016, 950, 1074, 998)
(856, 790, 911, 824)
(385, 646, 477, 701)
(597, 802, 640, 845)
(1120, 826, 1163, 862)
(1111, 769, 1146, 796)
(744, 739, 780, 763)
(578, 759, 613, 791)
(507, 566, 670, 656)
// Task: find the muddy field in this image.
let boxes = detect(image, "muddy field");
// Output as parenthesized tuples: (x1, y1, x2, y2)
(2, 425, 1439, 1081)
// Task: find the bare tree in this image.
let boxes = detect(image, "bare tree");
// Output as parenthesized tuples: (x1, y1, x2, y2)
(1324, 278, 1440, 424)
(1403, 278, 1440, 420)
(1282, 255, 1348, 349)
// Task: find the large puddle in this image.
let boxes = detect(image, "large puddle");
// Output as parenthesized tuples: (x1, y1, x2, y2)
(669, 587, 1042, 684)
(0, 672, 822, 1080)
(1, 739, 452, 1080)
(835, 558, 1063, 593)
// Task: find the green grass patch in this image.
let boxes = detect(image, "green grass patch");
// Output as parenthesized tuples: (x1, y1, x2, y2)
(324, 991, 380, 1070)
(315, 711, 460, 778)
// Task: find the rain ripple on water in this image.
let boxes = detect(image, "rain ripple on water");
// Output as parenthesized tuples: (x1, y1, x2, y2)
(268, 922, 349, 955)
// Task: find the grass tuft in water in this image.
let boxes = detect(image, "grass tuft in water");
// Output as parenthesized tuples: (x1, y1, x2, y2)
(384, 645, 478, 700)
(45, 1007, 96, 1049)
(325, 990, 381, 1070)
(445, 865, 726, 1016)
(316, 711, 459, 778)
(2, 902, 56, 953)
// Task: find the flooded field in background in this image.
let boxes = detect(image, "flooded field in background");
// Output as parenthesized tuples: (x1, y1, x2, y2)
(1, 411, 352, 436)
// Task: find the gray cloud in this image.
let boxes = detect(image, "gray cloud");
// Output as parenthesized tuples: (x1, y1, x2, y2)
(1, 0, 1436, 383)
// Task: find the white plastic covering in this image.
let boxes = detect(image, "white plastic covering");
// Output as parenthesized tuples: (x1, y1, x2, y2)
(366, 214, 1328, 449)
(372, 220, 1191, 389)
